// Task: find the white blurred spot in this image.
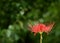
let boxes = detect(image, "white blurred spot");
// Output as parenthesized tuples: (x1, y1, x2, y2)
(39, 18, 44, 23)
(20, 10, 24, 15)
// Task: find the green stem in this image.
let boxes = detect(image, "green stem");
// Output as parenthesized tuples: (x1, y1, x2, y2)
(40, 34, 42, 43)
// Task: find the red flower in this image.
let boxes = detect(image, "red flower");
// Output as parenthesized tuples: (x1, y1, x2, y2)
(29, 22, 54, 35)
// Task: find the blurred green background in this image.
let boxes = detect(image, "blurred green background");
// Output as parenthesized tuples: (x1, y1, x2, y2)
(0, 0, 60, 43)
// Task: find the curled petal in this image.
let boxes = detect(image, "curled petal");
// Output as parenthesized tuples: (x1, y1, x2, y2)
(45, 22, 55, 33)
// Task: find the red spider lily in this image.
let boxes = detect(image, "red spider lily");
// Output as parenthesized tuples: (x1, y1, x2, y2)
(29, 22, 54, 35)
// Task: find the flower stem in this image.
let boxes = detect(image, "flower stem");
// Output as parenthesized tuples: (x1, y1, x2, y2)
(40, 33, 42, 43)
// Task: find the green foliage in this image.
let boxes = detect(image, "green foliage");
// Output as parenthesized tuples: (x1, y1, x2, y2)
(0, 0, 60, 43)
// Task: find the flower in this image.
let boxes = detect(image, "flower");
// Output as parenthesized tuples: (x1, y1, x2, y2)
(29, 22, 54, 35)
